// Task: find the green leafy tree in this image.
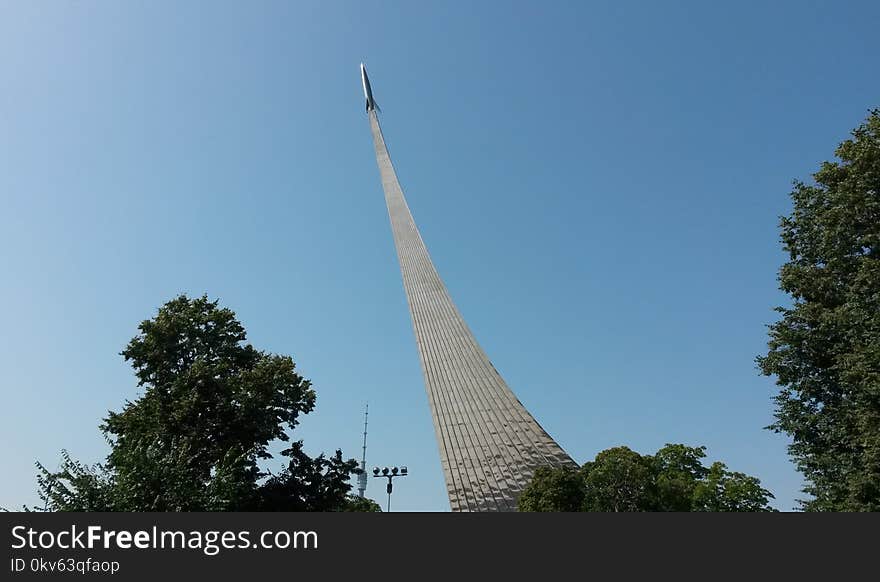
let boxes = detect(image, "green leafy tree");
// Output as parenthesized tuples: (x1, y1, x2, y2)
(692, 462, 777, 512)
(341, 495, 383, 512)
(518, 444, 775, 512)
(34, 451, 114, 512)
(758, 110, 880, 511)
(653, 444, 709, 511)
(581, 447, 656, 512)
(517, 466, 584, 512)
(33, 295, 379, 512)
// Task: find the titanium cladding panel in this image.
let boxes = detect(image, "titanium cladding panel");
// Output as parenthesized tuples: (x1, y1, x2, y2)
(367, 110, 576, 511)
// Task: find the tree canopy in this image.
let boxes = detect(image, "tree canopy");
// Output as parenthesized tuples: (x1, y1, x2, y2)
(33, 295, 379, 511)
(758, 110, 880, 511)
(518, 444, 775, 512)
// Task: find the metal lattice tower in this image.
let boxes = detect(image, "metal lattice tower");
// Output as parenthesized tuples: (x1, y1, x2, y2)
(357, 403, 369, 498)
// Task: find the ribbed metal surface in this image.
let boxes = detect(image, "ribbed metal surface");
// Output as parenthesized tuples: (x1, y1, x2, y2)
(368, 110, 576, 511)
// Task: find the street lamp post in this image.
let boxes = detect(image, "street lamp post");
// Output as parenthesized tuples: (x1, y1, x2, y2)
(372, 465, 408, 512)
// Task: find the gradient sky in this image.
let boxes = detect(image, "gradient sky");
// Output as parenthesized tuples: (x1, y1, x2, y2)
(1, 1, 878, 511)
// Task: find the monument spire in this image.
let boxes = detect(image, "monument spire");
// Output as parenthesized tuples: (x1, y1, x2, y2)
(363, 64, 576, 511)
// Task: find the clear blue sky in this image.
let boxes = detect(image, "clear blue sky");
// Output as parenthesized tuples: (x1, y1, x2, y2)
(1, 1, 877, 511)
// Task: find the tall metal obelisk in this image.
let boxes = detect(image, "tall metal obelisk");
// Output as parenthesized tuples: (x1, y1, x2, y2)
(362, 64, 576, 511)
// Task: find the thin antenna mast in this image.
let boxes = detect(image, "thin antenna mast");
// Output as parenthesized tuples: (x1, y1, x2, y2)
(357, 403, 369, 497)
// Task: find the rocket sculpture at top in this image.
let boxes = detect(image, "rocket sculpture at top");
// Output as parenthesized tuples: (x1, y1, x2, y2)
(361, 63, 577, 511)
(360, 63, 379, 112)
